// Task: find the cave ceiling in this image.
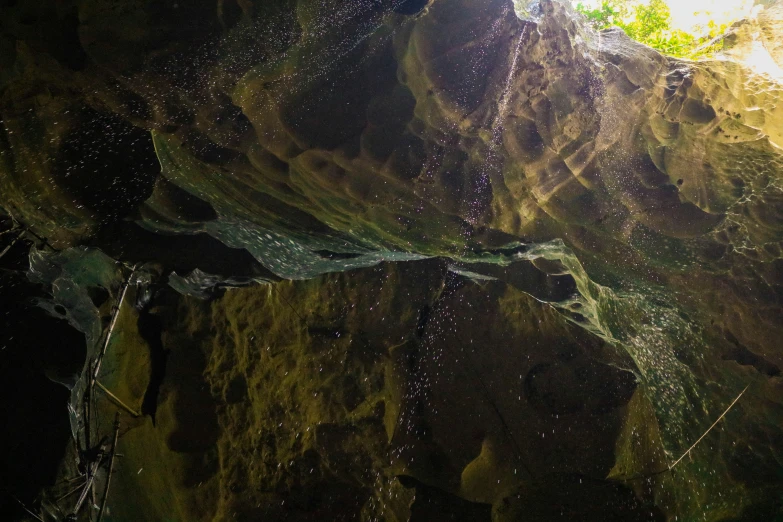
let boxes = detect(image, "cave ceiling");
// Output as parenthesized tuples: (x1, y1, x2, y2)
(1, 0, 783, 520)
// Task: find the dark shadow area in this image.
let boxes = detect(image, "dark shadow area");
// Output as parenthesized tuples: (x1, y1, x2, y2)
(495, 474, 665, 521)
(138, 309, 167, 423)
(450, 260, 578, 303)
(0, 2, 87, 71)
(313, 250, 364, 260)
(722, 331, 781, 377)
(52, 109, 159, 225)
(393, 0, 430, 15)
(90, 221, 279, 281)
(0, 235, 85, 520)
(398, 475, 492, 521)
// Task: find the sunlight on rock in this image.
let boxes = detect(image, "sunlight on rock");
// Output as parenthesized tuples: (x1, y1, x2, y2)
(1, 0, 782, 520)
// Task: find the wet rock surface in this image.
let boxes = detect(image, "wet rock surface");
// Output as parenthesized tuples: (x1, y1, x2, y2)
(102, 260, 655, 521)
(1, 0, 782, 520)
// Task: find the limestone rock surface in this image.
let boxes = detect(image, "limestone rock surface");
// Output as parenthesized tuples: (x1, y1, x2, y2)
(1, 0, 783, 520)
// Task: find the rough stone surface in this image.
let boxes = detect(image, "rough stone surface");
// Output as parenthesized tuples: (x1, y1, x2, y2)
(104, 261, 657, 521)
(1, 0, 783, 520)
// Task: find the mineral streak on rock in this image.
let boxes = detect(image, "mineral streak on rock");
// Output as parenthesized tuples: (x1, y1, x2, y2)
(1, 0, 783, 520)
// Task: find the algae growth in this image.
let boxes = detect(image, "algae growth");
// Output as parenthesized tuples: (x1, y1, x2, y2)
(1, 0, 782, 520)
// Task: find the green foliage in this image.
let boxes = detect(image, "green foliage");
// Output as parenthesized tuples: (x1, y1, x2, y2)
(574, 0, 730, 59)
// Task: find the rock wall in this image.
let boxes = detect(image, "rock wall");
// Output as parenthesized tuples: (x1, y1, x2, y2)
(100, 260, 663, 521)
(1, 0, 781, 352)
(1, 0, 783, 520)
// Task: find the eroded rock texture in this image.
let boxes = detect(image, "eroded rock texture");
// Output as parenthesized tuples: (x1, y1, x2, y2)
(1, 0, 783, 520)
(1, 0, 781, 349)
(98, 261, 661, 521)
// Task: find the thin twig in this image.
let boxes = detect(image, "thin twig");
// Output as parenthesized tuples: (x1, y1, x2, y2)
(96, 380, 141, 417)
(97, 412, 121, 522)
(54, 480, 87, 503)
(0, 229, 24, 259)
(0, 227, 20, 238)
(4, 492, 44, 522)
(22, 227, 57, 251)
(613, 384, 750, 483)
(52, 474, 87, 487)
(93, 265, 137, 382)
(84, 266, 136, 452)
(272, 284, 305, 323)
(72, 457, 102, 516)
(83, 358, 94, 454)
(668, 384, 750, 470)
